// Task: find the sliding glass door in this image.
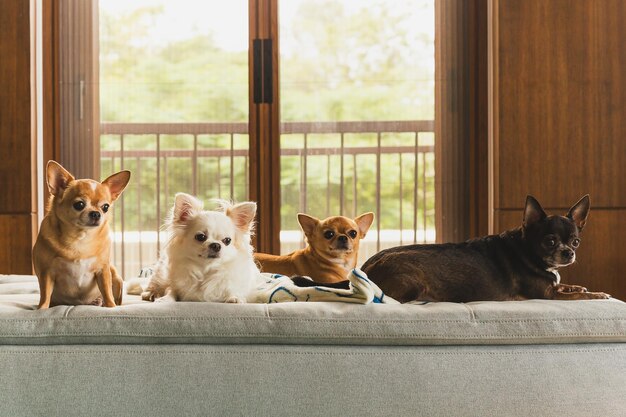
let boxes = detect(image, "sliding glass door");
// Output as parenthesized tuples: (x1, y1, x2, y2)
(279, 0, 435, 264)
(52, 0, 436, 276)
(99, 0, 249, 276)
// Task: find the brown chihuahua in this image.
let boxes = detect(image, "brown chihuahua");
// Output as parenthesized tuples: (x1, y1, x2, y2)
(255, 213, 374, 283)
(33, 161, 131, 309)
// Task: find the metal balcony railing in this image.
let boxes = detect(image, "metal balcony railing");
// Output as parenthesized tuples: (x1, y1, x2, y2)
(100, 120, 435, 277)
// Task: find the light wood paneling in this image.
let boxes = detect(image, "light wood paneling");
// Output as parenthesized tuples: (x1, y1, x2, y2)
(495, 0, 626, 209)
(496, 208, 626, 300)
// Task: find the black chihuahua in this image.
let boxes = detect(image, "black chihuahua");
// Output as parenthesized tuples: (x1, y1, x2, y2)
(361, 195, 610, 303)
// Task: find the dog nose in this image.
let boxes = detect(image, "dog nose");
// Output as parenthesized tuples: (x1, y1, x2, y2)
(337, 235, 348, 243)
(89, 211, 101, 220)
(562, 249, 574, 259)
(209, 242, 221, 252)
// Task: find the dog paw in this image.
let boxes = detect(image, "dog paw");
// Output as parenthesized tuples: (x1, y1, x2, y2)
(555, 284, 588, 293)
(225, 296, 245, 304)
(90, 297, 103, 306)
(587, 292, 611, 299)
(141, 291, 156, 302)
(154, 292, 177, 303)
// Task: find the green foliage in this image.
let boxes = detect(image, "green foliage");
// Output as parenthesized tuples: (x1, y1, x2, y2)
(99, 1, 435, 238)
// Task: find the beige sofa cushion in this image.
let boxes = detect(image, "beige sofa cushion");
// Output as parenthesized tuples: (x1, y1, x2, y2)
(1, 274, 625, 346)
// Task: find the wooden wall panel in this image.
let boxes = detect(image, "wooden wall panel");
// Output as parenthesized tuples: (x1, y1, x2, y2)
(0, 215, 38, 273)
(496, 0, 626, 209)
(0, 0, 36, 215)
(496, 209, 626, 299)
(0, 0, 37, 274)
(491, 0, 626, 300)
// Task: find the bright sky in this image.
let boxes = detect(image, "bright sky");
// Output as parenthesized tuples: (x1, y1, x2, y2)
(100, 0, 434, 55)
(101, 0, 249, 51)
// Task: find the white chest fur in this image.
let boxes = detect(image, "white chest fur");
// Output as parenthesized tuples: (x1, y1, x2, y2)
(547, 268, 562, 284)
(329, 257, 351, 270)
(50, 257, 99, 287)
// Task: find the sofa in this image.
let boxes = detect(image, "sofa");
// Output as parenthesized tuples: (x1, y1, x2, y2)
(1, 274, 625, 417)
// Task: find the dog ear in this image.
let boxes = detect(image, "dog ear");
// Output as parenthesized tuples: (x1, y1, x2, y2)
(354, 212, 375, 237)
(566, 194, 590, 230)
(227, 202, 257, 233)
(297, 214, 320, 237)
(101, 170, 131, 202)
(523, 195, 547, 228)
(173, 193, 203, 223)
(46, 160, 75, 197)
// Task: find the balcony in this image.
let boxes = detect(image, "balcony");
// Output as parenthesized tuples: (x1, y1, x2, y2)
(100, 120, 435, 277)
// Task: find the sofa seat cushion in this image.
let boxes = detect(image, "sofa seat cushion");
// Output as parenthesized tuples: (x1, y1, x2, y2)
(1, 274, 625, 346)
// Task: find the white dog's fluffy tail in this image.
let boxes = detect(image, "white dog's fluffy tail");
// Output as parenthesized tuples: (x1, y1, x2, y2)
(125, 267, 156, 295)
(125, 278, 145, 295)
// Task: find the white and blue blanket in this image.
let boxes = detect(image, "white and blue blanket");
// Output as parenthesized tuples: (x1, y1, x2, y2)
(128, 268, 398, 305)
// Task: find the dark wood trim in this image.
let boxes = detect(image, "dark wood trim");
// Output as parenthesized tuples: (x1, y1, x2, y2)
(42, 0, 61, 209)
(0, 215, 38, 273)
(249, 0, 280, 254)
(468, 0, 489, 238)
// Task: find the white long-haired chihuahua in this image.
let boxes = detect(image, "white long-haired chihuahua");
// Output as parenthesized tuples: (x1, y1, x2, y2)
(141, 193, 262, 303)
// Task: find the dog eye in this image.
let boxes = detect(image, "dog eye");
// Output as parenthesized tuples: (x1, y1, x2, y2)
(546, 239, 556, 247)
(73, 201, 85, 211)
(323, 230, 335, 239)
(571, 238, 581, 248)
(348, 230, 358, 239)
(102, 204, 110, 213)
(195, 233, 207, 242)
(222, 237, 231, 246)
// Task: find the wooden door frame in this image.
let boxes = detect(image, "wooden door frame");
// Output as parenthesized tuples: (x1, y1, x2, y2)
(42, 0, 60, 208)
(248, 0, 281, 254)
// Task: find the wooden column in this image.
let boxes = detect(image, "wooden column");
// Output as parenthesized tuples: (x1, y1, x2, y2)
(249, 0, 280, 254)
(0, 0, 38, 273)
(435, 0, 488, 243)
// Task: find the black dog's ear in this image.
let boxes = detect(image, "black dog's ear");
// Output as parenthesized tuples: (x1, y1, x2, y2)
(523, 195, 547, 228)
(566, 195, 590, 230)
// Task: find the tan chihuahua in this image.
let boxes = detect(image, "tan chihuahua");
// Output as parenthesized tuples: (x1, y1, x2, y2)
(33, 161, 131, 309)
(255, 213, 374, 283)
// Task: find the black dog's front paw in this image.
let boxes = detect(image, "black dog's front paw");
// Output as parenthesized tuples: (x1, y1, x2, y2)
(552, 290, 611, 300)
(555, 283, 588, 293)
